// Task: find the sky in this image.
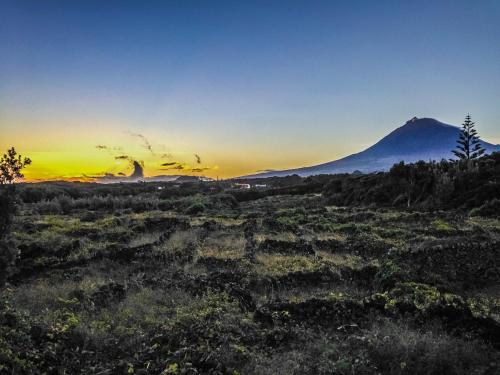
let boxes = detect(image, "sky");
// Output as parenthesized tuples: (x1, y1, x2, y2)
(1, 0, 500, 180)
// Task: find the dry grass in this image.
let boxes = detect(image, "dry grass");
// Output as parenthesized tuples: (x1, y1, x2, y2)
(198, 230, 245, 259)
(316, 251, 361, 268)
(128, 231, 163, 247)
(254, 231, 298, 243)
(152, 228, 200, 257)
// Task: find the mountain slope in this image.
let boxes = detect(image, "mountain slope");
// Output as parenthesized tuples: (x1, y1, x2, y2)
(246, 117, 500, 178)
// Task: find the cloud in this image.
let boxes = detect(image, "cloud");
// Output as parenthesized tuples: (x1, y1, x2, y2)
(96, 137, 217, 177)
(256, 169, 277, 173)
(127, 132, 155, 155)
(190, 167, 210, 172)
(95, 144, 115, 156)
(115, 155, 131, 160)
(170, 165, 185, 170)
(96, 145, 123, 153)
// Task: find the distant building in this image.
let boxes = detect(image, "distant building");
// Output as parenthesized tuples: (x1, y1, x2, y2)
(233, 183, 251, 189)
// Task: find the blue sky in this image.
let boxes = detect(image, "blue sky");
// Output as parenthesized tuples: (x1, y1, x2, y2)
(1, 0, 499, 178)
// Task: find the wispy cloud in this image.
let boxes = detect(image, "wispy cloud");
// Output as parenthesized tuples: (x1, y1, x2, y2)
(190, 167, 210, 172)
(166, 165, 185, 170)
(126, 131, 155, 155)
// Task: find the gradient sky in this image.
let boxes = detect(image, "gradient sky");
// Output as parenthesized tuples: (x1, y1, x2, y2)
(1, 0, 500, 180)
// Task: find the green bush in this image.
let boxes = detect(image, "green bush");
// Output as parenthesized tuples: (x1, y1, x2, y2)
(375, 260, 406, 289)
(185, 202, 206, 215)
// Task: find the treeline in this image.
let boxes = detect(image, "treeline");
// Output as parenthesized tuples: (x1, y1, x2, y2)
(14, 152, 500, 215)
(232, 152, 500, 213)
(323, 152, 500, 211)
(18, 181, 214, 203)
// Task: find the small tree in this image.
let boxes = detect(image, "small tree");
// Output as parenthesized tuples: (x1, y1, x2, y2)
(0, 147, 31, 287)
(0, 147, 32, 185)
(452, 114, 485, 161)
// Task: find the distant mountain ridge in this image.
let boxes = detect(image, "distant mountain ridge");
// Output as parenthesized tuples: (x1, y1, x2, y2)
(245, 117, 500, 178)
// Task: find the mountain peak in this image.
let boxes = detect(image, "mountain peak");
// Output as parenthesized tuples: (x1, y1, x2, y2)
(244, 117, 500, 178)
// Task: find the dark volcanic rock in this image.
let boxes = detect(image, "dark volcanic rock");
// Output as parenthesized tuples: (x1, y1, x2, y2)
(396, 239, 500, 289)
(258, 239, 315, 255)
(91, 282, 126, 308)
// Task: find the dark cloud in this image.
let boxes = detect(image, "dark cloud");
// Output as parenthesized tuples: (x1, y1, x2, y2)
(95, 145, 115, 156)
(115, 155, 131, 160)
(190, 167, 210, 172)
(162, 165, 184, 170)
(194, 154, 201, 164)
(130, 160, 144, 178)
(161, 162, 178, 166)
(161, 153, 172, 159)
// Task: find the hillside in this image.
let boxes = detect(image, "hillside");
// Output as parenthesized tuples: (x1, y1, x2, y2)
(248, 117, 500, 177)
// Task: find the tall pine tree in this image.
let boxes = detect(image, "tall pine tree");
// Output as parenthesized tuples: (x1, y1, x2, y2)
(452, 114, 485, 160)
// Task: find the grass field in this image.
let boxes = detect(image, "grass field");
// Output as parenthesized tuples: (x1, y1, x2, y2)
(1, 185, 500, 374)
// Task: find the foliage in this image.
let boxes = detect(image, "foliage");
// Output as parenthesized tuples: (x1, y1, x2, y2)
(452, 114, 485, 161)
(3, 160, 500, 373)
(0, 147, 31, 288)
(323, 152, 500, 209)
(470, 198, 500, 218)
(0, 147, 32, 185)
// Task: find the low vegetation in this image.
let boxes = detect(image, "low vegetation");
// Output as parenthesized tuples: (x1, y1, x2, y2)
(1, 152, 500, 373)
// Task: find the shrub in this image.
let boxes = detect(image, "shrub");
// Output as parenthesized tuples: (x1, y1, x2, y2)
(0, 188, 19, 287)
(0, 239, 18, 286)
(470, 198, 500, 218)
(185, 202, 206, 215)
(0, 188, 16, 235)
(34, 199, 62, 215)
(375, 260, 406, 289)
(56, 195, 74, 214)
(365, 320, 494, 375)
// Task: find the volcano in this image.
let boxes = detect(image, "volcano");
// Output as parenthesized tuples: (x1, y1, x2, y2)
(246, 117, 500, 178)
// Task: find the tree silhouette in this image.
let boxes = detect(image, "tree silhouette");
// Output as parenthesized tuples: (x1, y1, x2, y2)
(0, 147, 31, 287)
(452, 114, 485, 160)
(0, 147, 32, 185)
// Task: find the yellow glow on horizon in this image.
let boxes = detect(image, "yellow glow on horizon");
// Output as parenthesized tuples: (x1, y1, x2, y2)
(1, 114, 350, 181)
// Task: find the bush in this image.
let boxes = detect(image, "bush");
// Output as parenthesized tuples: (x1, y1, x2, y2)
(34, 199, 62, 215)
(185, 202, 206, 215)
(365, 320, 495, 375)
(470, 198, 500, 218)
(0, 239, 18, 286)
(0, 188, 18, 287)
(375, 260, 406, 289)
(56, 195, 74, 214)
